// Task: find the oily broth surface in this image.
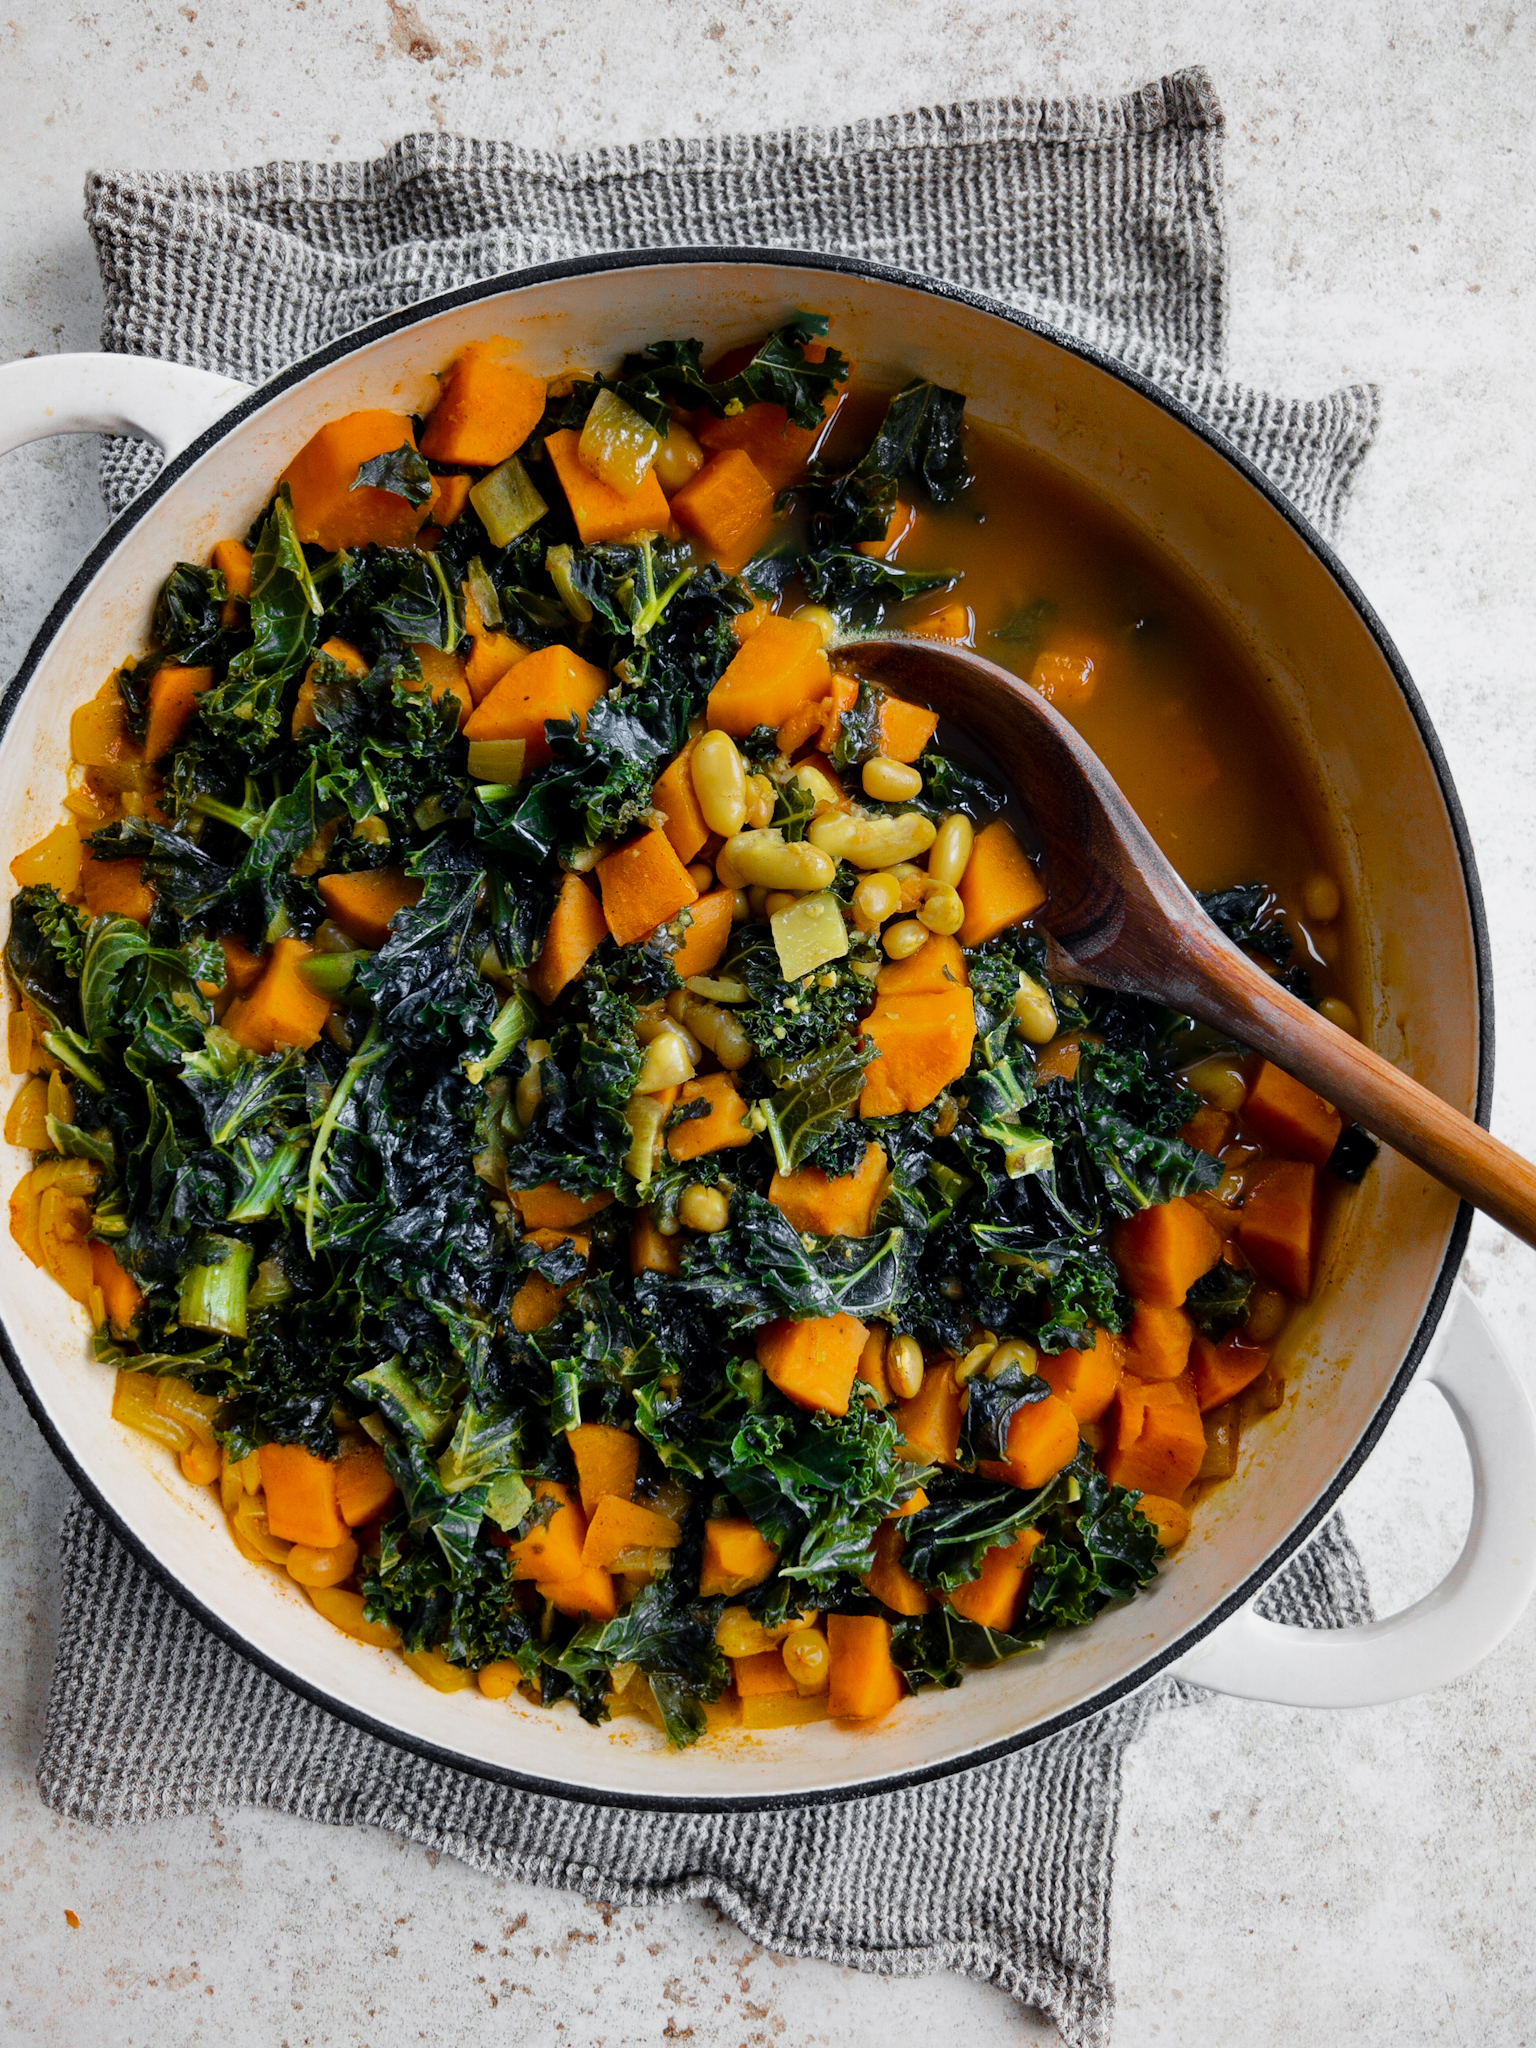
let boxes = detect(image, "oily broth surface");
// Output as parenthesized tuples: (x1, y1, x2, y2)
(845, 410, 1357, 1010)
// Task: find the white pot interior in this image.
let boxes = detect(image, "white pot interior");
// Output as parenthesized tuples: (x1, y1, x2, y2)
(0, 260, 1478, 1801)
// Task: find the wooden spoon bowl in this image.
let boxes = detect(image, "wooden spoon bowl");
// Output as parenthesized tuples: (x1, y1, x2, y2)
(840, 636, 1536, 1248)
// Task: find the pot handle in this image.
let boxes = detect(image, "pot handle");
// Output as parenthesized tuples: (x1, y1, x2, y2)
(0, 352, 252, 462)
(1171, 1286, 1536, 1706)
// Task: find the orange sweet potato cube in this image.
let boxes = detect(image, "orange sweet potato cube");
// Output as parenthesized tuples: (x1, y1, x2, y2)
(461, 641, 607, 771)
(80, 852, 154, 924)
(528, 872, 609, 1007)
(757, 1312, 870, 1416)
(1237, 1160, 1320, 1299)
(768, 1142, 888, 1238)
(509, 1184, 614, 1229)
(280, 410, 429, 552)
(545, 428, 673, 543)
(863, 1519, 933, 1616)
(1038, 1328, 1125, 1421)
(1111, 1196, 1224, 1307)
(874, 934, 967, 996)
(956, 820, 1047, 947)
(1123, 1303, 1196, 1382)
(947, 1528, 1043, 1632)
(827, 1614, 904, 1720)
(317, 868, 424, 949)
(670, 449, 778, 573)
(1241, 1060, 1343, 1166)
(875, 690, 938, 764)
(665, 1071, 754, 1160)
(652, 743, 708, 865)
(700, 1517, 779, 1597)
(1103, 1373, 1207, 1497)
(223, 937, 334, 1053)
(895, 1363, 964, 1466)
(507, 1480, 587, 1583)
(259, 1442, 347, 1549)
(671, 889, 736, 981)
(1191, 1331, 1272, 1412)
(144, 664, 214, 762)
(706, 615, 831, 737)
(419, 339, 546, 467)
(580, 1495, 683, 1570)
(594, 829, 698, 948)
(859, 988, 976, 1115)
(565, 1423, 640, 1516)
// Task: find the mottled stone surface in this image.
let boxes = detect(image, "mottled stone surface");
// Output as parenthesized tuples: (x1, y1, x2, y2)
(1, 4, 1533, 2041)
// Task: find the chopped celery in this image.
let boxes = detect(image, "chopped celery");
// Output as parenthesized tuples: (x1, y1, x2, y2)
(297, 950, 366, 998)
(464, 989, 536, 1087)
(247, 1255, 295, 1313)
(578, 386, 661, 496)
(545, 543, 593, 622)
(468, 455, 548, 549)
(466, 737, 526, 785)
(349, 1356, 453, 1445)
(178, 1233, 254, 1338)
(465, 554, 502, 628)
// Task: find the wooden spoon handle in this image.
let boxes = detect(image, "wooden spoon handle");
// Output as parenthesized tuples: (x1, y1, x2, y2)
(1181, 928, 1536, 1247)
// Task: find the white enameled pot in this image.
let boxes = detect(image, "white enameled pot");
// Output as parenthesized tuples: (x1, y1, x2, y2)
(2, 252, 1534, 1810)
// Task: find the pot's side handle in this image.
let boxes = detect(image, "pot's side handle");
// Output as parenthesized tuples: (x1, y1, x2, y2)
(1171, 1287, 1536, 1707)
(0, 352, 253, 462)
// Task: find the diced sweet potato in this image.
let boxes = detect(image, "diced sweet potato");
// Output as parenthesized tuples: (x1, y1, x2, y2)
(859, 987, 976, 1115)
(259, 1442, 347, 1549)
(827, 1614, 904, 1720)
(219, 934, 265, 996)
(757, 1312, 870, 1416)
(144, 663, 214, 761)
(565, 1423, 641, 1516)
(1029, 643, 1104, 711)
(1237, 1160, 1320, 1298)
(700, 1517, 779, 1597)
(546, 427, 673, 542)
(1242, 1060, 1344, 1165)
(769, 1142, 888, 1238)
(80, 852, 154, 923)
(280, 410, 429, 551)
(581, 1494, 683, 1570)
(895, 1363, 963, 1466)
(670, 448, 777, 572)
(980, 1393, 1079, 1490)
(1191, 1331, 1272, 1412)
(541, 1565, 618, 1621)
(461, 640, 607, 770)
(1124, 1303, 1196, 1382)
(595, 828, 698, 948)
(629, 1215, 682, 1277)
(652, 742, 708, 865)
(732, 1647, 800, 1697)
(665, 1071, 753, 1160)
(1111, 1196, 1223, 1307)
(856, 499, 914, 560)
(464, 628, 528, 704)
(696, 400, 826, 490)
(863, 1519, 933, 1616)
(1103, 1374, 1207, 1497)
(1038, 1327, 1124, 1422)
(671, 889, 736, 980)
(211, 538, 253, 601)
(223, 937, 334, 1053)
(874, 934, 968, 995)
(528, 871, 609, 1007)
(510, 1273, 574, 1332)
(406, 642, 473, 726)
(427, 473, 471, 527)
(419, 339, 546, 466)
(875, 689, 939, 764)
(705, 615, 832, 737)
(317, 868, 424, 949)
(335, 1439, 397, 1526)
(1181, 1105, 1235, 1156)
(510, 1184, 614, 1229)
(947, 1528, 1043, 1632)
(956, 820, 1047, 946)
(507, 1479, 587, 1583)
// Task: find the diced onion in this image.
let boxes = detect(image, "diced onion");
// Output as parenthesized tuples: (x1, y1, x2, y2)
(469, 456, 548, 549)
(578, 387, 661, 497)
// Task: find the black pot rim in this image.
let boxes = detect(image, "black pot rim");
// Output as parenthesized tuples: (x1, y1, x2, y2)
(0, 244, 1490, 1815)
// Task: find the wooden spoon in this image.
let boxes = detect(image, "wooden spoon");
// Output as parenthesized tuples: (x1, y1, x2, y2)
(840, 636, 1536, 1248)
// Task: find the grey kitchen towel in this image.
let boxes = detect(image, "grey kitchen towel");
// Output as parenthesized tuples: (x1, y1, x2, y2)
(39, 67, 1383, 2048)
(41, 1499, 1374, 2048)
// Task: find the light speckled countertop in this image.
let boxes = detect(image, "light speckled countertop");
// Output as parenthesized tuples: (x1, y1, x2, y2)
(3, 5, 1534, 2041)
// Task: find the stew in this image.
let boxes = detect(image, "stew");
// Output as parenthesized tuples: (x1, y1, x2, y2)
(4, 316, 1375, 1745)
